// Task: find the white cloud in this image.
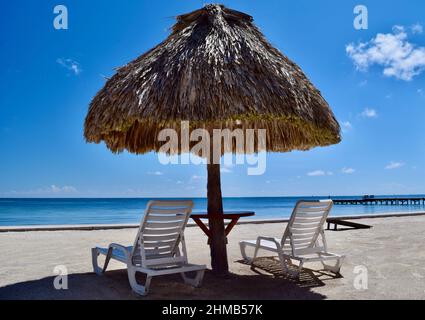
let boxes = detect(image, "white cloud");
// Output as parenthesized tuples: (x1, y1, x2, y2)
(2, 185, 78, 197)
(190, 175, 206, 181)
(411, 23, 423, 34)
(341, 121, 353, 132)
(385, 161, 405, 170)
(306, 170, 336, 177)
(56, 58, 82, 75)
(342, 167, 356, 174)
(307, 170, 326, 177)
(147, 171, 163, 176)
(392, 25, 405, 34)
(220, 163, 234, 174)
(50, 185, 78, 194)
(346, 26, 425, 81)
(361, 108, 378, 118)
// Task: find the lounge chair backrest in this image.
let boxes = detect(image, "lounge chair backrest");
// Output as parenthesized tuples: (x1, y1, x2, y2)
(132, 200, 194, 268)
(281, 200, 333, 255)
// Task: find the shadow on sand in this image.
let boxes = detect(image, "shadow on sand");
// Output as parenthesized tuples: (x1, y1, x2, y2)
(0, 258, 340, 300)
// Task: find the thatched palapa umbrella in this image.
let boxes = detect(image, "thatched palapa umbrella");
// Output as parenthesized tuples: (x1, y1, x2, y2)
(84, 4, 341, 275)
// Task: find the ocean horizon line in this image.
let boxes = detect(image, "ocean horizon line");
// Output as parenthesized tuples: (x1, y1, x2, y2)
(1, 194, 425, 200)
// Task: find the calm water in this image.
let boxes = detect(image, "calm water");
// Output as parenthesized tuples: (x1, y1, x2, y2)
(0, 196, 424, 226)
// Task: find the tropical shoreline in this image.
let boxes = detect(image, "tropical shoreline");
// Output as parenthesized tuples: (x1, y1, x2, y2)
(2, 196, 425, 227)
(1, 210, 425, 232)
(1, 214, 425, 299)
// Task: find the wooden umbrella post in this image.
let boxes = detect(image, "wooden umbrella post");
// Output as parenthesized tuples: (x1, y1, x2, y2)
(207, 162, 229, 275)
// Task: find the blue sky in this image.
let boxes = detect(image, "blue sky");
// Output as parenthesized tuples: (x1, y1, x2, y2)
(0, 0, 424, 198)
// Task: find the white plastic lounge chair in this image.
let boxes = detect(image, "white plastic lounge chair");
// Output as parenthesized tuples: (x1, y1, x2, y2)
(240, 200, 345, 278)
(92, 200, 206, 296)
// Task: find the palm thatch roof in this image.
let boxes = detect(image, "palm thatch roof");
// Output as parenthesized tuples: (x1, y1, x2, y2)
(84, 4, 341, 155)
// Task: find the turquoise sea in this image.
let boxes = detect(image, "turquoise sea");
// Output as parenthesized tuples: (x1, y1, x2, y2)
(0, 196, 425, 226)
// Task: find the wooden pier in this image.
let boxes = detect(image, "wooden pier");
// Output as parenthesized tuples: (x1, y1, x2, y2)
(333, 197, 425, 206)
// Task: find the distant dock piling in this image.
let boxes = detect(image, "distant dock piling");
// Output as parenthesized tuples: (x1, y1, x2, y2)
(332, 197, 425, 206)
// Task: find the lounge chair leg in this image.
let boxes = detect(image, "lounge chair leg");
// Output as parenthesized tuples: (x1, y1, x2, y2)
(181, 269, 205, 288)
(91, 248, 103, 276)
(277, 253, 301, 279)
(277, 252, 293, 275)
(102, 247, 113, 273)
(252, 244, 261, 263)
(127, 268, 151, 296)
(321, 257, 345, 274)
(239, 242, 253, 263)
(91, 247, 112, 275)
(296, 261, 304, 278)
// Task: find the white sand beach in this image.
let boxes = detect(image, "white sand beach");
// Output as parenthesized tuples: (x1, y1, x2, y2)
(1, 215, 425, 300)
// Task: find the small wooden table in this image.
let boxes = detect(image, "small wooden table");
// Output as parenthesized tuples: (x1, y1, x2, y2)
(191, 212, 255, 244)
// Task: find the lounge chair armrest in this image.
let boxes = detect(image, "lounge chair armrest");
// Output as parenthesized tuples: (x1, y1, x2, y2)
(108, 243, 131, 260)
(256, 237, 282, 249)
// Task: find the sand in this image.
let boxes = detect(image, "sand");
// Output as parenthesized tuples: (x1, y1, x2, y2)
(1, 215, 425, 300)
